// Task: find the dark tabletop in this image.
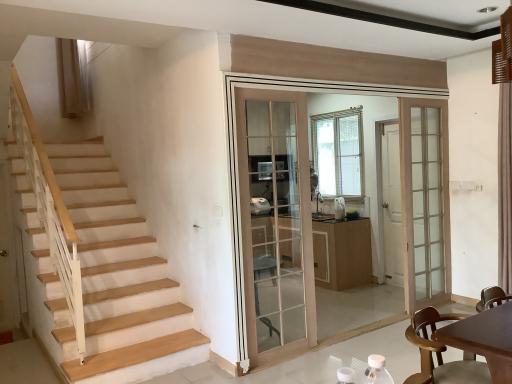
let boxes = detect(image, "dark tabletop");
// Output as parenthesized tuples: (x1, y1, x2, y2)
(434, 302, 512, 357)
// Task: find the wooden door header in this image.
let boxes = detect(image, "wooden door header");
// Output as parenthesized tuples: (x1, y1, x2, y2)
(230, 35, 448, 90)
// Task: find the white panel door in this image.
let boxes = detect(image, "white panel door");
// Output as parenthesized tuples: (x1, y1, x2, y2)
(381, 122, 403, 287)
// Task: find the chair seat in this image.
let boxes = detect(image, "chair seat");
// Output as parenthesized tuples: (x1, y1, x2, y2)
(433, 361, 491, 384)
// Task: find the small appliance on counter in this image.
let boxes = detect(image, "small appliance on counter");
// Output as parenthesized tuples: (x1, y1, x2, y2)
(334, 196, 346, 221)
(250, 197, 271, 215)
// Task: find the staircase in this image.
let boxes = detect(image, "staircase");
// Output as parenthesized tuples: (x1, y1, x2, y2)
(6, 138, 210, 383)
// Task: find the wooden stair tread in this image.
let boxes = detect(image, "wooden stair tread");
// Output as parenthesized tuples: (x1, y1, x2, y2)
(61, 329, 209, 382)
(45, 279, 179, 312)
(37, 256, 165, 284)
(9, 155, 110, 160)
(32, 236, 156, 257)
(31, 236, 156, 258)
(15, 169, 118, 176)
(52, 303, 192, 343)
(27, 217, 146, 235)
(21, 199, 136, 213)
(17, 183, 126, 193)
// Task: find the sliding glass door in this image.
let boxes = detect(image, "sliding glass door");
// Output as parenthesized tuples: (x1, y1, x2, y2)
(235, 88, 316, 367)
(400, 98, 451, 312)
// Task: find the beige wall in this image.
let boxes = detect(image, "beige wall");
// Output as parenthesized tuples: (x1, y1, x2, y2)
(447, 49, 499, 299)
(84, 31, 239, 363)
(14, 36, 94, 142)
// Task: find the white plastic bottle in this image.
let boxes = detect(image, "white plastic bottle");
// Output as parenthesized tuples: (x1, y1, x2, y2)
(336, 367, 356, 384)
(364, 355, 395, 384)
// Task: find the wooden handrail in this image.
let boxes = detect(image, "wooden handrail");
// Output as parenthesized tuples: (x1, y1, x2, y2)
(10, 64, 79, 243)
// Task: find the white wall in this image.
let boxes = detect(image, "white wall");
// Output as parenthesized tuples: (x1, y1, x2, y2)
(307, 93, 398, 279)
(13, 36, 93, 142)
(84, 31, 238, 363)
(447, 49, 500, 299)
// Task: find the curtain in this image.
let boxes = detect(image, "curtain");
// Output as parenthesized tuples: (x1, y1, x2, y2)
(499, 82, 512, 292)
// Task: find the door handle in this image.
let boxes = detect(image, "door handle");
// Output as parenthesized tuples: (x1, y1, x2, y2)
(0, 249, 7, 258)
(382, 202, 389, 209)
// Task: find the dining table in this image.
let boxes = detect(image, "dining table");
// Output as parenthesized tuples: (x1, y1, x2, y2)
(434, 302, 512, 384)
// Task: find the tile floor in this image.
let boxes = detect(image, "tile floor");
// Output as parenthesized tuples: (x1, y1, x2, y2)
(0, 303, 476, 384)
(315, 283, 405, 340)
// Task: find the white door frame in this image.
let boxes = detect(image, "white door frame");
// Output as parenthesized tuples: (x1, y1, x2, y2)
(375, 118, 400, 285)
(223, 72, 449, 371)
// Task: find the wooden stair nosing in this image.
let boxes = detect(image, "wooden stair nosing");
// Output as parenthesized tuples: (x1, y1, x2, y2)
(27, 217, 146, 235)
(16, 183, 127, 193)
(14, 169, 118, 176)
(9, 155, 111, 160)
(52, 303, 192, 343)
(31, 236, 156, 258)
(45, 278, 179, 312)
(61, 329, 209, 382)
(37, 256, 166, 284)
(21, 199, 137, 213)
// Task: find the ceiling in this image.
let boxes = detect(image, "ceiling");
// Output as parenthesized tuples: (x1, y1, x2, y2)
(320, 0, 508, 30)
(0, 0, 506, 61)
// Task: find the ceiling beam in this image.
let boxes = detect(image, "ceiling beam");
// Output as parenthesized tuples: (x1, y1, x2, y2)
(258, 0, 500, 40)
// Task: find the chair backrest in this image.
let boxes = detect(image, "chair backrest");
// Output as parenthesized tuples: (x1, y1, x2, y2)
(485, 295, 512, 309)
(412, 307, 444, 367)
(477, 286, 507, 312)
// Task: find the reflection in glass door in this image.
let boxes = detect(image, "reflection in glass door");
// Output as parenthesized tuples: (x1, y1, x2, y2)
(236, 89, 315, 365)
(401, 99, 450, 312)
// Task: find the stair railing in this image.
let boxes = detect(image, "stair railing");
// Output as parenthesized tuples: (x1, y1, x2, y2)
(9, 65, 86, 364)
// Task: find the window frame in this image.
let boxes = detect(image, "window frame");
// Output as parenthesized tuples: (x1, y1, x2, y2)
(311, 106, 365, 203)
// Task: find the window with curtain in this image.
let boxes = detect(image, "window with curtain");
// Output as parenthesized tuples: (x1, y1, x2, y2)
(311, 107, 364, 200)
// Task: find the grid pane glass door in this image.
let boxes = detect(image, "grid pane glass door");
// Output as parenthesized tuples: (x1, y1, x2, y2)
(245, 99, 307, 353)
(409, 105, 446, 302)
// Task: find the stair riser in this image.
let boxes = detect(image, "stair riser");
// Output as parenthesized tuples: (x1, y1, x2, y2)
(37, 242, 159, 273)
(61, 313, 194, 360)
(7, 143, 107, 158)
(53, 287, 182, 327)
(74, 343, 210, 384)
(21, 188, 130, 208)
(44, 264, 167, 300)
(11, 157, 114, 173)
(16, 172, 121, 190)
(31, 222, 150, 249)
(26, 204, 139, 228)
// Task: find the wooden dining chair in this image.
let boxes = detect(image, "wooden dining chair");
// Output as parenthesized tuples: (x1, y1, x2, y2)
(484, 295, 512, 310)
(405, 306, 492, 383)
(476, 286, 506, 312)
(403, 373, 432, 384)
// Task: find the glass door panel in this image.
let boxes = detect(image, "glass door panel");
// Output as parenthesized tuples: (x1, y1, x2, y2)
(401, 99, 449, 312)
(237, 89, 314, 359)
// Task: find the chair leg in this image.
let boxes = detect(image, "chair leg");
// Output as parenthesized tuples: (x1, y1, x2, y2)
(463, 350, 476, 361)
(420, 349, 434, 376)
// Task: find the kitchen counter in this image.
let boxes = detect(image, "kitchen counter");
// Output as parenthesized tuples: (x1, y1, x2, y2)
(252, 213, 372, 291)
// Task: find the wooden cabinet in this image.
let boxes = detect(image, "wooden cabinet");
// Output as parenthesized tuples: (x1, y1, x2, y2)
(313, 218, 372, 291)
(253, 215, 372, 291)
